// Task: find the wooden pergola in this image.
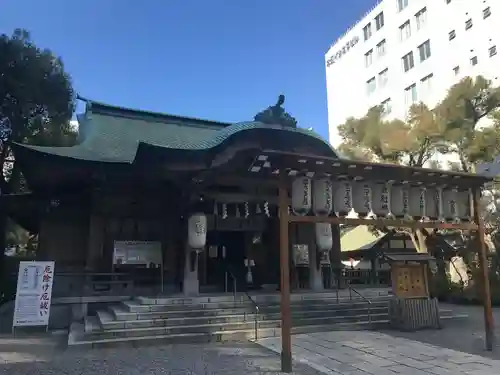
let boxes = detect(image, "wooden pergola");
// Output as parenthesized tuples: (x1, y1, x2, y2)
(204, 149, 493, 373)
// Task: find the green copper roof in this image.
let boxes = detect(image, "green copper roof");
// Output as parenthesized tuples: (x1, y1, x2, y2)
(13, 100, 338, 163)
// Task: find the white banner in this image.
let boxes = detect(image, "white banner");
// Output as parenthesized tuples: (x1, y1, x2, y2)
(13, 261, 55, 328)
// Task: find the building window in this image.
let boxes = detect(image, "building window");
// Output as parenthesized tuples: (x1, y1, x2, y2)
(420, 74, 433, 99)
(415, 7, 427, 30)
(489, 46, 497, 57)
(418, 40, 431, 62)
(381, 98, 392, 114)
(377, 39, 387, 57)
(405, 84, 418, 105)
(470, 56, 478, 66)
(398, 0, 409, 12)
(449, 30, 456, 41)
(378, 68, 389, 88)
(365, 49, 373, 67)
(375, 12, 385, 30)
(399, 20, 411, 41)
(363, 23, 372, 41)
(366, 77, 376, 95)
(465, 19, 473, 30)
(402, 51, 415, 72)
(483, 7, 491, 19)
(453, 65, 460, 75)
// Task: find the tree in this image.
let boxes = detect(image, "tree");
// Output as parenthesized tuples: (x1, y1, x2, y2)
(0, 29, 76, 293)
(1, 29, 76, 185)
(338, 102, 443, 167)
(337, 76, 500, 254)
(436, 76, 500, 171)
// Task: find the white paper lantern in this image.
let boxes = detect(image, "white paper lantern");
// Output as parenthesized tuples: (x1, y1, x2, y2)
(390, 185, 409, 217)
(352, 181, 373, 216)
(313, 178, 333, 216)
(372, 183, 391, 217)
(188, 213, 207, 249)
(409, 187, 426, 218)
(442, 188, 458, 220)
(333, 181, 353, 216)
(291, 177, 312, 216)
(315, 222, 333, 251)
(457, 189, 472, 220)
(425, 188, 442, 219)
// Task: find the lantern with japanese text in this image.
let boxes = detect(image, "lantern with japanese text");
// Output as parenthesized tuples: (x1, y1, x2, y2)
(313, 177, 333, 216)
(425, 187, 442, 220)
(188, 213, 207, 250)
(291, 177, 312, 216)
(372, 183, 391, 217)
(352, 181, 373, 217)
(390, 185, 409, 217)
(409, 187, 426, 218)
(333, 181, 353, 217)
(315, 222, 333, 252)
(457, 189, 472, 220)
(442, 188, 459, 221)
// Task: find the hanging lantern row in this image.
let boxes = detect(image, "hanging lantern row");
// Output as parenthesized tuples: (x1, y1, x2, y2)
(292, 177, 472, 222)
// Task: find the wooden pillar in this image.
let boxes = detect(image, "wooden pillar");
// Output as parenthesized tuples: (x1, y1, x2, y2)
(278, 181, 292, 373)
(472, 187, 494, 351)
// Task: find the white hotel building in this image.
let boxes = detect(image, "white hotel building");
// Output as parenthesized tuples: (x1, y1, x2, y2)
(326, 0, 500, 148)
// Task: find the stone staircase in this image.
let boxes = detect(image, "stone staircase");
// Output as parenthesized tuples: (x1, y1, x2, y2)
(67, 289, 466, 348)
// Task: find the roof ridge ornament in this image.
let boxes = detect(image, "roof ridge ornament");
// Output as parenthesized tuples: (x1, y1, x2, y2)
(254, 95, 298, 128)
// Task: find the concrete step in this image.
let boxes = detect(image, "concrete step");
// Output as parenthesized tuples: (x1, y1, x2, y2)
(120, 298, 390, 314)
(135, 291, 391, 307)
(99, 306, 390, 330)
(68, 319, 384, 349)
(87, 313, 388, 340)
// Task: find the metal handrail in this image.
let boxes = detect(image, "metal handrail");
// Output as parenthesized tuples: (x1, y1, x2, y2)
(348, 286, 372, 325)
(221, 262, 260, 340)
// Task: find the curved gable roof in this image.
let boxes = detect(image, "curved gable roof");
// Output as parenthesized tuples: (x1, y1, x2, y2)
(11, 99, 339, 163)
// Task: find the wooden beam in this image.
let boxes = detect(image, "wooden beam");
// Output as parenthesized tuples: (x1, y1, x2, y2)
(287, 215, 478, 230)
(278, 178, 292, 373)
(472, 187, 495, 351)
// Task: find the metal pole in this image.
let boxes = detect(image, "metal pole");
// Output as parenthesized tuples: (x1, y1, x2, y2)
(278, 181, 292, 373)
(472, 187, 495, 350)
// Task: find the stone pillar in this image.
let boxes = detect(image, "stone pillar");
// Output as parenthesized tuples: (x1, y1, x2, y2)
(330, 224, 342, 288)
(299, 224, 323, 291)
(308, 244, 323, 291)
(183, 245, 199, 296)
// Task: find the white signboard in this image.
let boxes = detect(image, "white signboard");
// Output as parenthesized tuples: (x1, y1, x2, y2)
(113, 241, 162, 266)
(13, 261, 55, 328)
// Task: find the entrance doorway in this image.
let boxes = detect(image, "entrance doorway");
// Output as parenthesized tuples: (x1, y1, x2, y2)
(201, 231, 247, 292)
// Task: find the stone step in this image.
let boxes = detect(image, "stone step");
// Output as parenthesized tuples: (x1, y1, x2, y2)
(68, 319, 385, 349)
(99, 306, 390, 330)
(135, 290, 391, 306)
(121, 298, 390, 314)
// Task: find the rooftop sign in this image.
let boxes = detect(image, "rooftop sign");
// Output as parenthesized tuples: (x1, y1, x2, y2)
(326, 36, 360, 67)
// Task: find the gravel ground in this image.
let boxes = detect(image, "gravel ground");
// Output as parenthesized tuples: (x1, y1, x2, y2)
(0, 336, 323, 375)
(381, 303, 500, 360)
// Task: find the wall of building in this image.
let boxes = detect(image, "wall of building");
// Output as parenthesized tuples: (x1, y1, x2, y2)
(326, 0, 500, 148)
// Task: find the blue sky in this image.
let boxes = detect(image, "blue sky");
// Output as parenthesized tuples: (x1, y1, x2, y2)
(1, 0, 377, 140)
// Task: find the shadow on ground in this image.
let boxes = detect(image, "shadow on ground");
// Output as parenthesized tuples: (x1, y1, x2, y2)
(0, 337, 322, 375)
(381, 303, 500, 360)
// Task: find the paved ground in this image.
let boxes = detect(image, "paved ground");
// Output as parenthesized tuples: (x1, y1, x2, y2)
(0, 335, 323, 375)
(258, 331, 500, 375)
(381, 303, 500, 360)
